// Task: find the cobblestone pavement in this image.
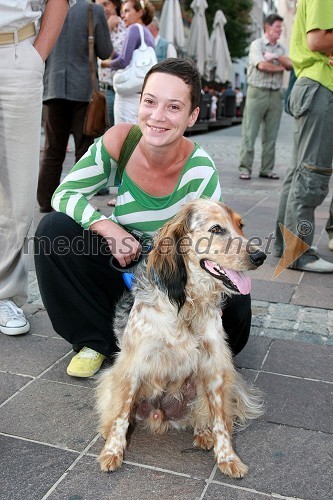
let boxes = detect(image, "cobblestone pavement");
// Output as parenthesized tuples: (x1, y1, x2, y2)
(1, 112, 332, 500)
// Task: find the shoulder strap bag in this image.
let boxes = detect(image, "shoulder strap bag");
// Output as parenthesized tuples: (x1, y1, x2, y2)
(117, 125, 143, 179)
(83, 3, 110, 138)
(113, 24, 157, 97)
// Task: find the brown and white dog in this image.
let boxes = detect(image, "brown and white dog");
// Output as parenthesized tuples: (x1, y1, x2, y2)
(96, 199, 266, 478)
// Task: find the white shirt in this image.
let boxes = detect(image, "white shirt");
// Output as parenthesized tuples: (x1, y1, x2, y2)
(0, 0, 75, 31)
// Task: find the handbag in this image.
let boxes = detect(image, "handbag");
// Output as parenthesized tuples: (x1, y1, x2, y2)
(83, 4, 110, 138)
(113, 24, 157, 97)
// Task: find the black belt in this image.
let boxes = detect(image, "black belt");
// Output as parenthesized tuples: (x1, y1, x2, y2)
(99, 82, 113, 91)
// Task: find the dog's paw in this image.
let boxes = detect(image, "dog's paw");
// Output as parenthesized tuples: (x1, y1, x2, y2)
(193, 429, 214, 450)
(217, 454, 248, 478)
(98, 449, 123, 472)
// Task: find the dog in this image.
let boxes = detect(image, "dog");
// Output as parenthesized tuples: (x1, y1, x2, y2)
(96, 199, 266, 478)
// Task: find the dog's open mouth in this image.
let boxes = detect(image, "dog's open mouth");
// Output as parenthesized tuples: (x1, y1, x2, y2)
(200, 259, 251, 295)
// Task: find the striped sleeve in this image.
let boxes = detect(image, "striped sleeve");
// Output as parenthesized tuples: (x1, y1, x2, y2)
(180, 146, 222, 201)
(52, 138, 118, 230)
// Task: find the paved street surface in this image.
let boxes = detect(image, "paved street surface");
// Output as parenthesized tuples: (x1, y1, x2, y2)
(1, 112, 332, 499)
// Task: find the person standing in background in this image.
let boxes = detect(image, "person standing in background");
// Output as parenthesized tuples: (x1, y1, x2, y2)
(36, 0, 112, 214)
(148, 16, 177, 61)
(274, 0, 333, 273)
(110, 0, 155, 124)
(96, 0, 127, 127)
(238, 14, 292, 180)
(235, 87, 244, 117)
(0, 0, 71, 337)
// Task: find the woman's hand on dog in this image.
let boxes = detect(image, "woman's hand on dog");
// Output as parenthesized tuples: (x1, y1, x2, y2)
(114, 233, 142, 267)
(89, 219, 142, 267)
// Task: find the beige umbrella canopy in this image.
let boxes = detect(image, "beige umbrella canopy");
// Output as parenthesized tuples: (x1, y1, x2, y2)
(187, 0, 211, 79)
(210, 10, 232, 83)
(159, 0, 185, 53)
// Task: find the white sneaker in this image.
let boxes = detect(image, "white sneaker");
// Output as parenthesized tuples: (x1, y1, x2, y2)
(0, 300, 30, 336)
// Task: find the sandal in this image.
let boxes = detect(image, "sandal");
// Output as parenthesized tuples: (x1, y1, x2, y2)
(239, 172, 251, 180)
(259, 173, 280, 179)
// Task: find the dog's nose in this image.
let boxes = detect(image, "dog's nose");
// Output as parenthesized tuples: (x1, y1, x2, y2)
(249, 250, 267, 267)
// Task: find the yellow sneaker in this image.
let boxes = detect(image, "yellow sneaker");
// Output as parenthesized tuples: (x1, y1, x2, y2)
(66, 347, 106, 378)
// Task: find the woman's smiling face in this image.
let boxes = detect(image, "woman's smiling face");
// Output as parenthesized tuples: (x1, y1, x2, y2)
(138, 73, 199, 146)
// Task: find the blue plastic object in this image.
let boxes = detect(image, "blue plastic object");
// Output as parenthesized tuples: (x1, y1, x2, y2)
(123, 272, 134, 289)
(109, 235, 152, 291)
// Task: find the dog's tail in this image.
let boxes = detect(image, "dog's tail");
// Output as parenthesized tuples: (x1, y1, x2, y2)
(231, 371, 266, 431)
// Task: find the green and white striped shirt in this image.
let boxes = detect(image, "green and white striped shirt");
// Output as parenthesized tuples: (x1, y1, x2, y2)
(52, 137, 222, 237)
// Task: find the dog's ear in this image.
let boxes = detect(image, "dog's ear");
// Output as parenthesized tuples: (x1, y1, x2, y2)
(147, 210, 192, 311)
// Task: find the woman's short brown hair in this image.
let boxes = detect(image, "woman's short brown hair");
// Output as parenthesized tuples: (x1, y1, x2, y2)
(141, 58, 202, 113)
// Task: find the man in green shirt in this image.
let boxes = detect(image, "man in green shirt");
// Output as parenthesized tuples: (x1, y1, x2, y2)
(275, 0, 333, 272)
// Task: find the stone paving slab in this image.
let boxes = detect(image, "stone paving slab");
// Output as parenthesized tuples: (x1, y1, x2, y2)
(203, 484, 274, 499)
(250, 301, 333, 346)
(251, 279, 296, 304)
(234, 336, 273, 371)
(0, 379, 96, 450)
(257, 372, 333, 434)
(28, 310, 57, 338)
(0, 435, 77, 500)
(0, 372, 32, 405)
(292, 283, 333, 309)
(90, 427, 216, 479)
(262, 339, 333, 381)
(40, 354, 98, 388)
(213, 421, 333, 500)
(46, 456, 207, 500)
(0, 334, 70, 377)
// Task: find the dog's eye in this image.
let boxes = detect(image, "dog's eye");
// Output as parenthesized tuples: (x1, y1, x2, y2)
(209, 225, 226, 235)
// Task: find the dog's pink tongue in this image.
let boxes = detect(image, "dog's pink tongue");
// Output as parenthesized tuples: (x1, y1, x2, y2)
(224, 268, 252, 295)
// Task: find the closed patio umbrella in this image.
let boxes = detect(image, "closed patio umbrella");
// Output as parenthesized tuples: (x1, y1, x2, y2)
(159, 0, 185, 53)
(210, 10, 232, 83)
(187, 0, 211, 79)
